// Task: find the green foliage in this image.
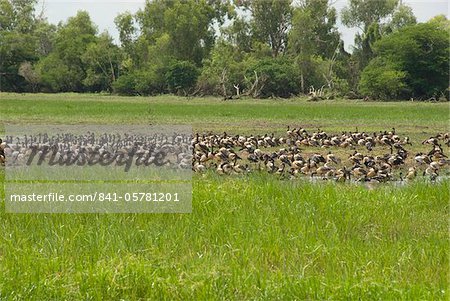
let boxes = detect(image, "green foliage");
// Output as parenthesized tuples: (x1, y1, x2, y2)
(198, 41, 247, 96)
(341, 0, 398, 30)
(135, 0, 230, 66)
(221, 17, 253, 53)
(387, 5, 417, 32)
(114, 12, 136, 60)
(112, 74, 136, 96)
(249, 57, 299, 98)
(370, 22, 449, 99)
(135, 66, 167, 95)
(17, 61, 39, 91)
(33, 11, 124, 93)
(0, 0, 38, 91)
(82, 33, 122, 92)
(359, 57, 407, 99)
(34, 20, 57, 57)
(0, 0, 445, 101)
(50, 11, 98, 92)
(352, 22, 383, 71)
(341, 0, 401, 90)
(113, 66, 167, 96)
(165, 61, 199, 94)
(0, 31, 36, 91)
(289, 0, 341, 93)
(428, 14, 450, 33)
(0, 0, 37, 33)
(36, 53, 75, 92)
(291, 0, 340, 59)
(244, 0, 292, 57)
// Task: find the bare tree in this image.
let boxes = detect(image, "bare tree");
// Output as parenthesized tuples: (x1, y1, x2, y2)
(322, 41, 342, 89)
(243, 71, 267, 98)
(220, 68, 229, 100)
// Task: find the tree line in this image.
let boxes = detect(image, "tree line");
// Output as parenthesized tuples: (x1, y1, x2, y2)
(1, 0, 448, 100)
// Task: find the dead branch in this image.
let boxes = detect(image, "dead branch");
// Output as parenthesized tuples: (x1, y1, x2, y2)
(243, 71, 266, 98)
(308, 85, 326, 101)
(233, 84, 240, 99)
(189, 85, 202, 98)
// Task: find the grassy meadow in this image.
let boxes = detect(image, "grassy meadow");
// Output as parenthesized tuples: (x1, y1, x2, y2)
(0, 93, 449, 300)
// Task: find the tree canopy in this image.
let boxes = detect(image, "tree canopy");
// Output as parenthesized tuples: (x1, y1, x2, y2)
(360, 22, 449, 100)
(0, 0, 448, 101)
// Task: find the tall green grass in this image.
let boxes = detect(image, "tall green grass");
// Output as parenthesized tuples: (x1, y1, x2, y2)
(0, 172, 448, 300)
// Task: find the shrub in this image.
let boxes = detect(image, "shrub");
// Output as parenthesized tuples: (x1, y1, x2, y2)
(248, 57, 299, 98)
(112, 74, 136, 95)
(35, 54, 75, 92)
(368, 22, 449, 99)
(165, 61, 199, 94)
(135, 67, 167, 95)
(197, 42, 248, 97)
(359, 58, 408, 100)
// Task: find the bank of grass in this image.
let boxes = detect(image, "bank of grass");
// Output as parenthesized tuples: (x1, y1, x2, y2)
(0, 93, 449, 300)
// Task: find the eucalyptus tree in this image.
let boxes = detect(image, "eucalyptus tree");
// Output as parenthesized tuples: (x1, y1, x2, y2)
(237, 0, 293, 57)
(289, 0, 340, 92)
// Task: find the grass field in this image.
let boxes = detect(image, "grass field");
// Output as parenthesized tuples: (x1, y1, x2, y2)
(0, 93, 449, 300)
(2, 93, 448, 136)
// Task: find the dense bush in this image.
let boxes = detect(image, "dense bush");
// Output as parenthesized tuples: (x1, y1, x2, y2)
(249, 57, 299, 98)
(165, 61, 199, 94)
(112, 74, 136, 95)
(113, 66, 167, 96)
(360, 23, 449, 100)
(197, 42, 247, 96)
(359, 58, 408, 100)
(135, 67, 167, 95)
(36, 54, 76, 92)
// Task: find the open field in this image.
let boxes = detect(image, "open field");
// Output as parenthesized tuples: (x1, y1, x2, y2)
(2, 93, 448, 137)
(0, 93, 449, 300)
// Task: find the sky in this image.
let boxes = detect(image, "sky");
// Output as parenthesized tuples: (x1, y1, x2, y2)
(36, 0, 449, 51)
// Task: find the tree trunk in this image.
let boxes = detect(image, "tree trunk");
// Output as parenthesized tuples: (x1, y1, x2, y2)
(220, 68, 228, 99)
(300, 70, 305, 94)
(234, 84, 240, 99)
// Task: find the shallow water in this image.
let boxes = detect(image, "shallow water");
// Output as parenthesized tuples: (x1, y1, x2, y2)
(304, 174, 450, 190)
